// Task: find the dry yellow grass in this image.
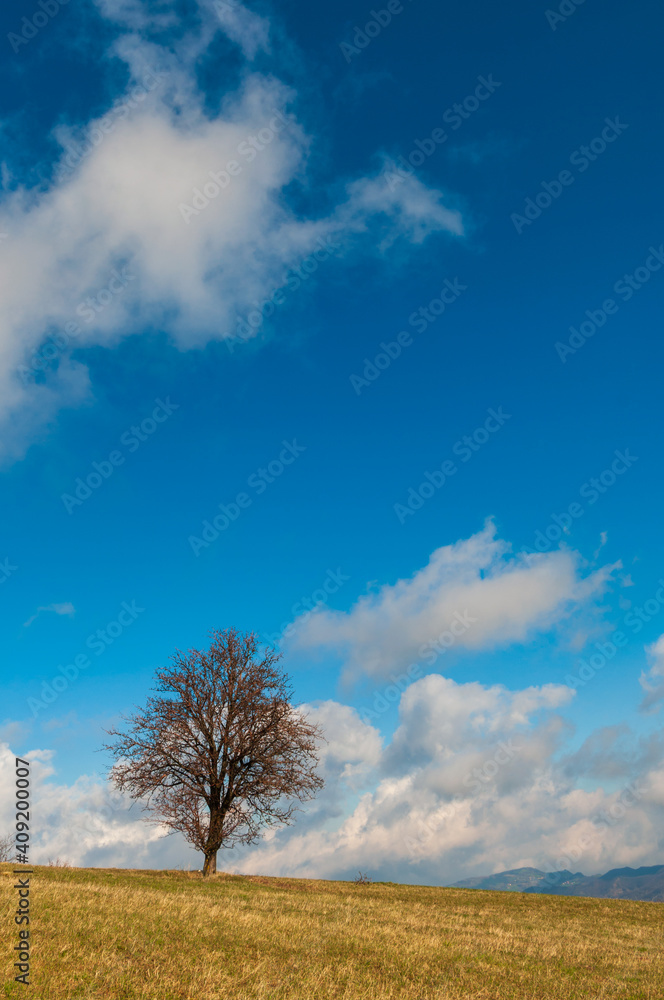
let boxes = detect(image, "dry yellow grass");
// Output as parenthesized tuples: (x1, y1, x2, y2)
(1, 863, 662, 998)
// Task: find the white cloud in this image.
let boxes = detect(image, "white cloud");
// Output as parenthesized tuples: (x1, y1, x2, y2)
(0, 0, 463, 458)
(312, 700, 383, 790)
(0, 743, 177, 868)
(639, 634, 664, 711)
(229, 680, 664, 884)
(289, 521, 619, 684)
(23, 602, 76, 628)
(204, 0, 271, 59)
(593, 530, 608, 559)
(94, 0, 270, 59)
(6, 674, 662, 884)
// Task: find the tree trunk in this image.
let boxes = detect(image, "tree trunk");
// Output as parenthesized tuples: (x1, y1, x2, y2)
(202, 850, 217, 876)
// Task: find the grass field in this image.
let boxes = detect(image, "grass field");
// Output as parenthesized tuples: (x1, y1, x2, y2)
(1, 864, 662, 999)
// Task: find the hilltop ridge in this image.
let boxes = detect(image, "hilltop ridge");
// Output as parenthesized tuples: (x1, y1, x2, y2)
(450, 864, 664, 901)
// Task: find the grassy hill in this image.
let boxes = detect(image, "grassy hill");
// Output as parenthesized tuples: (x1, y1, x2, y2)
(1, 864, 662, 998)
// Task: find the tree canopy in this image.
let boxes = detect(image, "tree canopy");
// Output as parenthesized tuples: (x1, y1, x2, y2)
(102, 627, 324, 875)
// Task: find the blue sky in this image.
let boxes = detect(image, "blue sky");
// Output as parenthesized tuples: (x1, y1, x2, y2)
(1, 0, 663, 882)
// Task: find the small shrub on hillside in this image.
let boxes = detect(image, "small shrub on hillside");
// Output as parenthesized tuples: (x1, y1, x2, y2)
(353, 871, 372, 885)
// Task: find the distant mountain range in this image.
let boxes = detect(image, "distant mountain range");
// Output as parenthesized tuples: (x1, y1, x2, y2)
(450, 865, 664, 902)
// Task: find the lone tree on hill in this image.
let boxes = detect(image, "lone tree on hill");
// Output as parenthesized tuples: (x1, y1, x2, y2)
(102, 627, 324, 876)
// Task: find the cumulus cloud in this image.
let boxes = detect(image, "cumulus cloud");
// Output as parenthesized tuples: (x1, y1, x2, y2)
(312, 701, 383, 791)
(7, 671, 663, 884)
(0, 743, 176, 868)
(561, 725, 664, 783)
(0, 703, 382, 870)
(231, 678, 664, 885)
(639, 634, 664, 712)
(0, 0, 463, 458)
(289, 521, 619, 684)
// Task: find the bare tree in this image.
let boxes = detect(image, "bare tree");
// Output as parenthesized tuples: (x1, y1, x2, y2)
(353, 871, 372, 885)
(102, 628, 324, 876)
(0, 833, 14, 862)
